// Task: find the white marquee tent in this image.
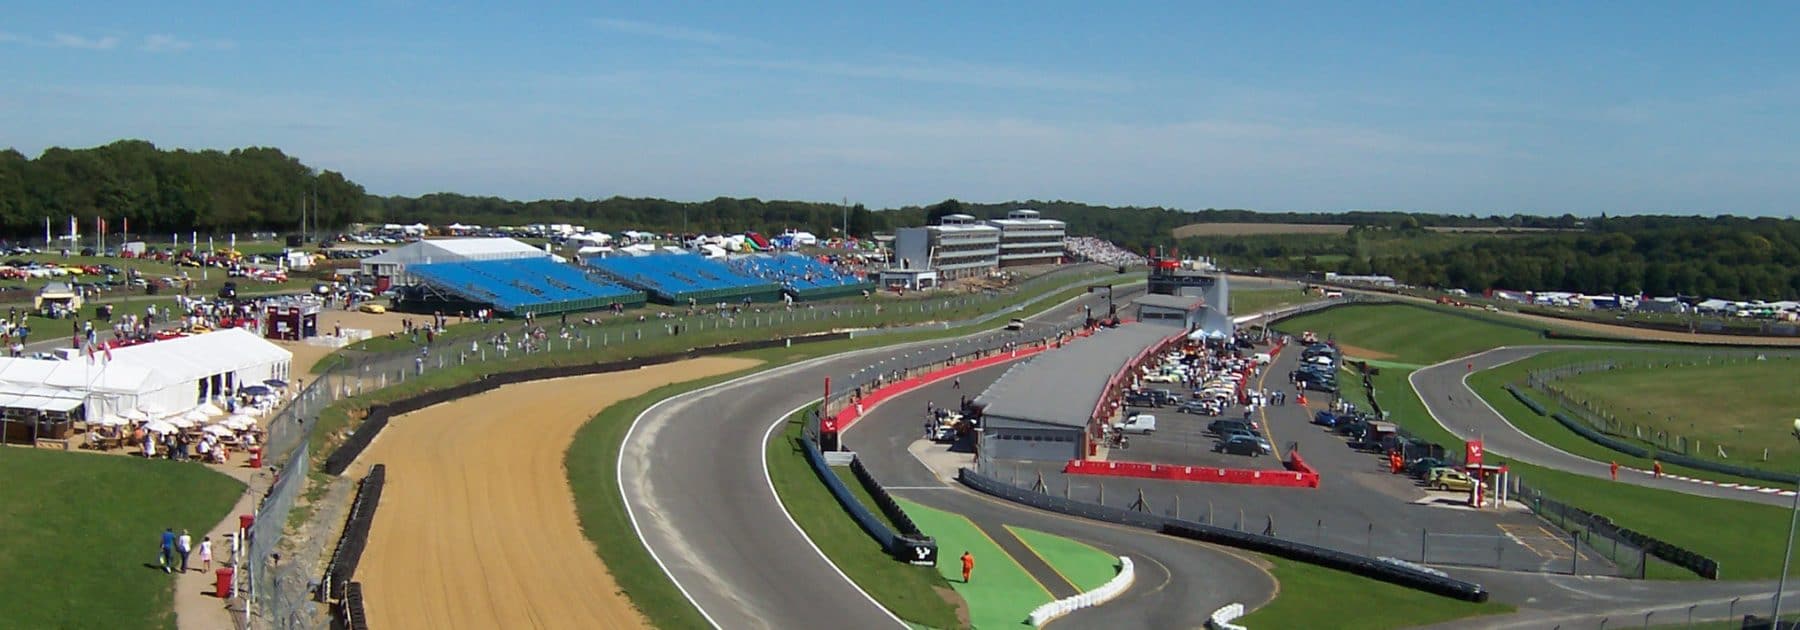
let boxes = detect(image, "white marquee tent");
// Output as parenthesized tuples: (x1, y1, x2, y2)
(0, 328, 292, 422)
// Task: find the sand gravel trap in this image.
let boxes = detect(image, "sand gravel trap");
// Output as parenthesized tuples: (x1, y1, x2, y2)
(354, 357, 761, 630)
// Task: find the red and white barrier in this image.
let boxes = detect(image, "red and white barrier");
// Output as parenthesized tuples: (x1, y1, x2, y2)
(1063, 459, 1319, 488)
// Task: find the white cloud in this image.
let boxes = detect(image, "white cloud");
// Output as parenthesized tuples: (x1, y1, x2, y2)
(50, 33, 119, 50)
(590, 18, 740, 46)
(142, 34, 192, 53)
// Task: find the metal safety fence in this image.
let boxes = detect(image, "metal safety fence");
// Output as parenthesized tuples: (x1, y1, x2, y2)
(979, 460, 1639, 578)
(1525, 354, 1797, 463)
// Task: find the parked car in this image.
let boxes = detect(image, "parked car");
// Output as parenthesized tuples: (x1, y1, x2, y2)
(1124, 392, 1159, 407)
(1208, 419, 1260, 436)
(1429, 468, 1477, 492)
(357, 302, 387, 314)
(1215, 435, 1265, 457)
(1404, 457, 1446, 478)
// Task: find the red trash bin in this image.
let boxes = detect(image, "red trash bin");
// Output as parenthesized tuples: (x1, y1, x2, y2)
(215, 567, 235, 598)
(248, 447, 263, 469)
(238, 514, 254, 531)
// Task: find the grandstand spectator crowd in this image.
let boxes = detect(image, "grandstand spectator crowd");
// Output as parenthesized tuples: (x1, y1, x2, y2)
(1063, 237, 1146, 267)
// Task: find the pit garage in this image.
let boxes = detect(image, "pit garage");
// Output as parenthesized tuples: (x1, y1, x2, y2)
(975, 325, 1174, 462)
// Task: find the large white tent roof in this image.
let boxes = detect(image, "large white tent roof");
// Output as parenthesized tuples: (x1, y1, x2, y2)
(105, 328, 291, 387)
(365, 238, 547, 265)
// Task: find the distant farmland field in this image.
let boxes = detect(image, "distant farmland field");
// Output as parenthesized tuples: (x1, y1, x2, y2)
(1171, 223, 1351, 238)
(1171, 223, 1572, 238)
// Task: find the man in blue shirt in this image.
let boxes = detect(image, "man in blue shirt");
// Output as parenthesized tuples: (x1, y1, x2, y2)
(160, 528, 176, 573)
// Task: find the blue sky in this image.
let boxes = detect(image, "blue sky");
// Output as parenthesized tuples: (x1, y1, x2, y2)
(3, 2, 1797, 216)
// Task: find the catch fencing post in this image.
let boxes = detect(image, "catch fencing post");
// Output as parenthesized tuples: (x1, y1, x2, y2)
(1421, 529, 1429, 563)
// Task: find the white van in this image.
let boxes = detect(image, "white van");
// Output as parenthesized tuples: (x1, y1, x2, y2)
(1117, 414, 1158, 434)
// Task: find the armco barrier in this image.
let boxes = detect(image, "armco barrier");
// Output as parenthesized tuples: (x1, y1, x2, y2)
(1504, 384, 1547, 416)
(1207, 602, 1247, 630)
(801, 436, 898, 553)
(1064, 459, 1319, 489)
(1550, 412, 1653, 458)
(326, 465, 385, 601)
(1026, 556, 1134, 626)
(322, 332, 848, 475)
(1160, 521, 1489, 602)
(959, 467, 1489, 603)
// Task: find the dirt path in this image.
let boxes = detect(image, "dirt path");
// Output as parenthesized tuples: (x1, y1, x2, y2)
(352, 357, 761, 630)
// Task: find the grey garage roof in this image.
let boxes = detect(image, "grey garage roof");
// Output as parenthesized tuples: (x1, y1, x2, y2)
(1133, 293, 1205, 311)
(976, 324, 1175, 428)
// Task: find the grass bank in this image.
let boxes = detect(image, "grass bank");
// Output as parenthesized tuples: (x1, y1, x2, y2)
(765, 407, 964, 628)
(1464, 349, 1789, 486)
(0, 450, 244, 630)
(1228, 287, 1315, 317)
(1555, 354, 1800, 466)
(1238, 556, 1512, 629)
(1277, 302, 1554, 364)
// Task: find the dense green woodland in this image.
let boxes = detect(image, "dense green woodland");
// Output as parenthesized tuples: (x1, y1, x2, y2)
(4, 140, 1798, 299)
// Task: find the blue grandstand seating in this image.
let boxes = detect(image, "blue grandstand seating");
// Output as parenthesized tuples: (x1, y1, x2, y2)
(409, 258, 643, 314)
(728, 254, 871, 299)
(586, 254, 782, 303)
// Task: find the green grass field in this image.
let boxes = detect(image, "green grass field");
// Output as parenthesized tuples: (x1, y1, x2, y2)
(1464, 350, 1798, 485)
(1276, 303, 1551, 364)
(0, 450, 245, 630)
(897, 498, 1052, 629)
(1237, 556, 1512, 629)
(1004, 526, 1118, 592)
(1228, 287, 1315, 317)
(1555, 356, 1800, 465)
(765, 408, 964, 629)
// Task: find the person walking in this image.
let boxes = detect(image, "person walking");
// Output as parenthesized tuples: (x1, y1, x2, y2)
(177, 529, 193, 573)
(1610, 461, 1619, 481)
(159, 527, 176, 573)
(200, 536, 214, 572)
(1653, 460, 1664, 479)
(960, 551, 975, 583)
(952, 377, 961, 390)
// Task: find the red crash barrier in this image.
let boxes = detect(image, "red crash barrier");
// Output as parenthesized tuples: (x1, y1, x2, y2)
(1284, 452, 1320, 481)
(834, 327, 1099, 432)
(1064, 459, 1319, 489)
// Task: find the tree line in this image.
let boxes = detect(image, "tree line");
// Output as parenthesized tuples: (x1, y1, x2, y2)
(5, 141, 1797, 299)
(1206, 219, 1800, 299)
(0, 140, 365, 238)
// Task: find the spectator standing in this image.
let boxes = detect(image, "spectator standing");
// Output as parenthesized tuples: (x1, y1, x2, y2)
(200, 537, 213, 572)
(177, 530, 193, 573)
(961, 551, 975, 583)
(159, 528, 176, 573)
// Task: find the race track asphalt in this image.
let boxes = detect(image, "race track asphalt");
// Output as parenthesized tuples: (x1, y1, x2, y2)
(618, 282, 1144, 628)
(1409, 345, 1793, 507)
(845, 360, 1279, 629)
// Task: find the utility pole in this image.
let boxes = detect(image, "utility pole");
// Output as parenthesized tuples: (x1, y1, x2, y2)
(842, 197, 849, 238)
